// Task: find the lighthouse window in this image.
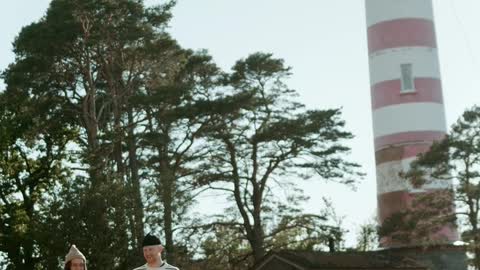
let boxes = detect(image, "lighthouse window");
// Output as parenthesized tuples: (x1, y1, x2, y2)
(400, 63, 415, 92)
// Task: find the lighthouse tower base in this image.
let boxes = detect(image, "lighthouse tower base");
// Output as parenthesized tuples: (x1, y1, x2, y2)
(380, 244, 468, 270)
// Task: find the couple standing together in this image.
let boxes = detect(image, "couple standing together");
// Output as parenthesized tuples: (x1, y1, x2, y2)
(64, 234, 179, 270)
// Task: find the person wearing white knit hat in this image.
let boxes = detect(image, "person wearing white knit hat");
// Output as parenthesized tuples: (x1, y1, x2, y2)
(64, 244, 87, 270)
(132, 233, 179, 270)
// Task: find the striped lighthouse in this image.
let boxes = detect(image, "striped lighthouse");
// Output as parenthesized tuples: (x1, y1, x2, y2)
(365, 0, 458, 247)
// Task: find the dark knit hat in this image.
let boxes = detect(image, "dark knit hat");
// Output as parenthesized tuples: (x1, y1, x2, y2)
(142, 233, 161, 247)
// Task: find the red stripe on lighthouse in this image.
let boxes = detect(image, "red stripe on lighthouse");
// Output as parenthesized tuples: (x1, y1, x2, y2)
(377, 190, 456, 221)
(375, 131, 445, 150)
(368, 18, 436, 54)
(377, 190, 412, 222)
(377, 190, 458, 247)
(371, 78, 444, 110)
(375, 144, 432, 165)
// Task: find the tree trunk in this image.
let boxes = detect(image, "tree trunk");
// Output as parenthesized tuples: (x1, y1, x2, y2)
(23, 198, 36, 270)
(159, 152, 176, 264)
(251, 212, 266, 263)
(127, 109, 145, 248)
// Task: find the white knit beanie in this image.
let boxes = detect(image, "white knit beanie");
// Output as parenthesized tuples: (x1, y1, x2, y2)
(65, 245, 87, 270)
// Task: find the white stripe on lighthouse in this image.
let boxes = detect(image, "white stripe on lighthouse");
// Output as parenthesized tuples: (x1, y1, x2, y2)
(372, 102, 447, 138)
(366, 0, 433, 27)
(376, 156, 452, 195)
(368, 47, 440, 85)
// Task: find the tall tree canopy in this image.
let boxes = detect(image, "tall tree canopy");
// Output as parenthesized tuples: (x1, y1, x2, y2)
(2, 0, 178, 268)
(0, 76, 77, 269)
(137, 50, 224, 264)
(197, 52, 363, 263)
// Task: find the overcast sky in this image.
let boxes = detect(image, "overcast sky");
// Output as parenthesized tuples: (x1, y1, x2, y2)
(1, 0, 479, 246)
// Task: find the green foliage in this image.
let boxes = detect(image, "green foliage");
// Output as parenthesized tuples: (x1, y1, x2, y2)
(0, 82, 77, 269)
(1, 0, 178, 269)
(267, 200, 346, 252)
(199, 226, 252, 270)
(355, 218, 378, 251)
(137, 49, 223, 264)
(378, 189, 456, 245)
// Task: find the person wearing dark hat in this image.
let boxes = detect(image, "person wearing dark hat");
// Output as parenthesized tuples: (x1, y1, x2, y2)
(64, 244, 87, 270)
(132, 233, 179, 270)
